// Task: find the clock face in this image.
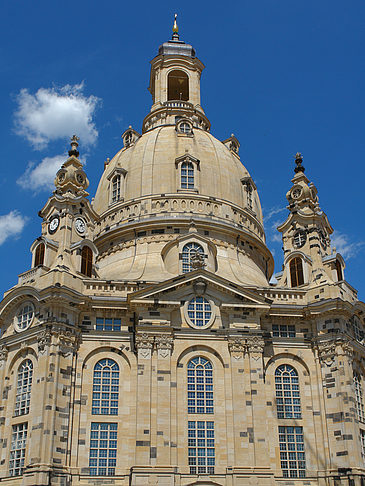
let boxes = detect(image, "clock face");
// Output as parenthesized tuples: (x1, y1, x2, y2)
(48, 215, 60, 234)
(293, 230, 306, 248)
(292, 187, 302, 199)
(75, 217, 86, 234)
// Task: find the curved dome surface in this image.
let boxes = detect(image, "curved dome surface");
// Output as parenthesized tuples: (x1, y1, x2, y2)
(93, 126, 263, 223)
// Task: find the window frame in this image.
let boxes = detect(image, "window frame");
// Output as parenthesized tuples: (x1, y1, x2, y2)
(181, 242, 205, 274)
(81, 246, 93, 277)
(14, 359, 33, 417)
(9, 423, 28, 477)
(175, 154, 200, 193)
(34, 242, 45, 267)
(289, 257, 304, 287)
(14, 302, 35, 332)
(278, 425, 306, 478)
(187, 357, 214, 414)
(92, 358, 120, 415)
(275, 364, 301, 419)
(188, 420, 215, 475)
(107, 168, 127, 205)
(184, 296, 215, 329)
(89, 422, 118, 476)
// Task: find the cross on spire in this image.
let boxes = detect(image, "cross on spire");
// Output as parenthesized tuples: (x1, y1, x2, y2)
(172, 13, 179, 40)
(68, 135, 80, 158)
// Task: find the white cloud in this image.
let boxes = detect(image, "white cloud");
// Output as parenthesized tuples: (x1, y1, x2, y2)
(331, 230, 365, 260)
(14, 83, 100, 149)
(0, 211, 27, 246)
(263, 206, 286, 222)
(17, 154, 66, 192)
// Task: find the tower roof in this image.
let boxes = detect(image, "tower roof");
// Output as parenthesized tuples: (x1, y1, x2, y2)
(158, 14, 196, 58)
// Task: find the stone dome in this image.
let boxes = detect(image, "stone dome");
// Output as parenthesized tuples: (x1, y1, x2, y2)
(93, 126, 262, 224)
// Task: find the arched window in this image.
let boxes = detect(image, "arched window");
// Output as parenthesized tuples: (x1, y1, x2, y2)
(187, 357, 213, 414)
(336, 260, 343, 281)
(34, 243, 45, 267)
(14, 359, 33, 416)
(182, 242, 204, 273)
(92, 359, 119, 415)
(167, 69, 189, 101)
(111, 175, 121, 203)
(354, 372, 365, 423)
(181, 161, 194, 190)
(289, 257, 304, 287)
(275, 364, 301, 419)
(81, 246, 93, 277)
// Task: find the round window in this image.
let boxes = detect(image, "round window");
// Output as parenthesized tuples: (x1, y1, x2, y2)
(15, 302, 35, 331)
(293, 230, 307, 248)
(179, 122, 192, 134)
(186, 296, 214, 328)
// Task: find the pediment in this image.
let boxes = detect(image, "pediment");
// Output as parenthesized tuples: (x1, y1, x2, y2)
(127, 269, 271, 309)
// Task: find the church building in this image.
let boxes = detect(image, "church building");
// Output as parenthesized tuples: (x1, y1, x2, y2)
(0, 19, 364, 486)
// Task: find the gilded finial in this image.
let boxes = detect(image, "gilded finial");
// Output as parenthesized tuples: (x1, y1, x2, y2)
(68, 135, 80, 158)
(172, 13, 179, 40)
(294, 152, 305, 173)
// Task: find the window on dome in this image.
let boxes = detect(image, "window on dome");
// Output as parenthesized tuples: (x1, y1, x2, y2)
(111, 175, 121, 203)
(289, 257, 304, 287)
(81, 246, 93, 277)
(187, 297, 212, 328)
(181, 162, 194, 190)
(187, 357, 213, 414)
(178, 122, 192, 134)
(92, 359, 119, 415)
(167, 70, 189, 101)
(182, 242, 204, 273)
(34, 242, 45, 267)
(275, 364, 301, 419)
(15, 360, 33, 416)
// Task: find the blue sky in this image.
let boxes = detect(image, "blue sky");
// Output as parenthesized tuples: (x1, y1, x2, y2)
(0, 0, 364, 299)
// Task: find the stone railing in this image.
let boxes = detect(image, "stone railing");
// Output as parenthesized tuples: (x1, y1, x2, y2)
(163, 100, 194, 109)
(18, 266, 48, 285)
(96, 194, 265, 243)
(261, 289, 306, 305)
(83, 280, 141, 296)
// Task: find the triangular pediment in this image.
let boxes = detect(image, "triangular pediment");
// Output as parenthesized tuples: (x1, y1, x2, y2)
(127, 269, 272, 308)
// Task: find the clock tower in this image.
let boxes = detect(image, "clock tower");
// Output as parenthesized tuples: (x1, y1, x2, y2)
(276, 153, 345, 288)
(35, 136, 98, 277)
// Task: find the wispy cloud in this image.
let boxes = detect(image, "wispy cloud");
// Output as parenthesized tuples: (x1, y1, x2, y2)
(14, 83, 100, 149)
(0, 211, 27, 245)
(263, 206, 286, 223)
(17, 154, 66, 193)
(331, 230, 365, 260)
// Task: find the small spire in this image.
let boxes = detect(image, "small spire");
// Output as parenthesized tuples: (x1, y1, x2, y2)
(294, 152, 305, 173)
(68, 135, 80, 157)
(172, 13, 179, 40)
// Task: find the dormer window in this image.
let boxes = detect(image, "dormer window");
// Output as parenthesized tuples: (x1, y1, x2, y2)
(241, 177, 256, 213)
(179, 122, 192, 134)
(175, 154, 200, 193)
(107, 168, 127, 205)
(181, 161, 194, 189)
(176, 118, 193, 136)
(112, 175, 121, 203)
(122, 127, 141, 148)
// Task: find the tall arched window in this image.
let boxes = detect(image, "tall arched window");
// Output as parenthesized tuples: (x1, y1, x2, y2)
(336, 260, 343, 281)
(275, 364, 301, 419)
(181, 161, 194, 190)
(81, 246, 93, 277)
(167, 69, 189, 101)
(111, 175, 121, 203)
(182, 242, 204, 273)
(14, 359, 33, 416)
(354, 372, 365, 423)
(187, 357, 213, 414)
(34, 243, 45, 267)
(289, 257, 304, 287)
(92, 359, 119, 415)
